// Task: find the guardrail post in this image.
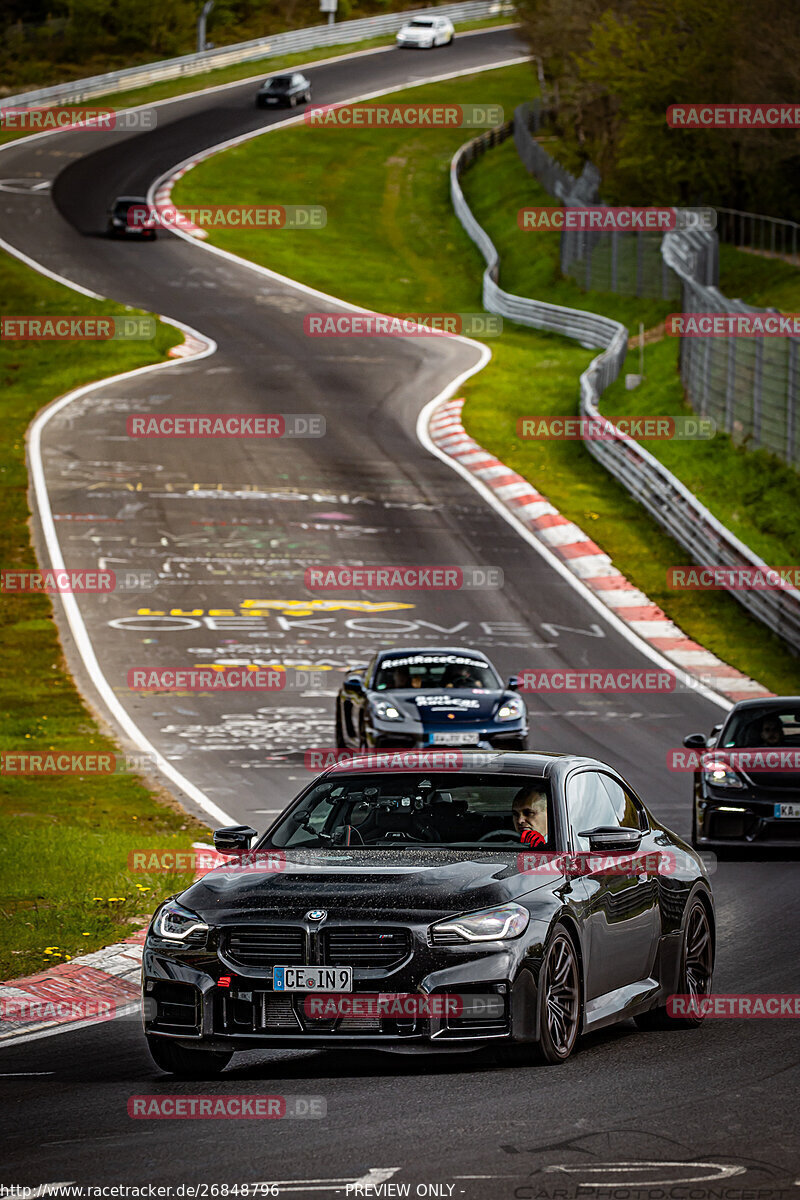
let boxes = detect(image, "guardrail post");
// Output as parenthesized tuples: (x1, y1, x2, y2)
(788, 340, 798, 467)
(725, 337, 737, 438)
(753, 338, 764, 447)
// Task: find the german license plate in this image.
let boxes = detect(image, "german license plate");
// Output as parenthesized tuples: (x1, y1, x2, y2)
(272, 966, 352, 992)
(432, 732, 479, 745)
(774, 802, 800, 818)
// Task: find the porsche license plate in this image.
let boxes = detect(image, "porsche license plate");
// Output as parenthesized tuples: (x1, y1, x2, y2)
(272, 966, 352, 992)
(431, 732, 479, 746)
(774, 802, 800, 819)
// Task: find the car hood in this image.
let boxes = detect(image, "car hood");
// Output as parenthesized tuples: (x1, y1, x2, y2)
(377, 688, 514, 725)
(178, 847, 553, 924)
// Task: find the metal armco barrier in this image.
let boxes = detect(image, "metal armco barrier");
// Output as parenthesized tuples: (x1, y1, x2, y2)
(0, 2, 512, 111)
(450, 111, 800, 653)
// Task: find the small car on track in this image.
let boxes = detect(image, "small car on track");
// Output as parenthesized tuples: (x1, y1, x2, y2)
(684, 696, 800, 848)
(395, 15, 455, 47)
(142, 750, 714, 1077)
(255, 73, 312, 108)
(334, 647, 528, 751)
(106, 195, 157, 239)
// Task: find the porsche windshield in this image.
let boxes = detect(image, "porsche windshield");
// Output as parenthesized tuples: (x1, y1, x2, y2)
(374, 654, 500, 691)
(267, 773, 551, 849)
(720, 707, 800, 747)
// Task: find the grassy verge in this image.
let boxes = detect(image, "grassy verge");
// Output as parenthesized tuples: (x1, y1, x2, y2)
(0, 18, 518, 147)
(172, 69, 799, 694)
(0, 250, 209, 980)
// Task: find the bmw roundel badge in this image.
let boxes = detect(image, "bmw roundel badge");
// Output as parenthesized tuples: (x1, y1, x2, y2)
(306, 909, 327, 921)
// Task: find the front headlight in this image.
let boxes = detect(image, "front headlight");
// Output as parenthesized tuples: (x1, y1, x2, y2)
(373, 699, 404, 721)
(703, 758, 745, 789)
(430, 902, 530, 944)
(497, 697, 524, 722)
(152, 900, 209, 942)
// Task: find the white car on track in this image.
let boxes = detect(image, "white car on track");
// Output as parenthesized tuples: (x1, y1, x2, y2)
(395, 15, 455, 48)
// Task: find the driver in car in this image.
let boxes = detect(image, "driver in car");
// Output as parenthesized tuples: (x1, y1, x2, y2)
(512, 788, 547, 848)
(445, 663, 480, 688)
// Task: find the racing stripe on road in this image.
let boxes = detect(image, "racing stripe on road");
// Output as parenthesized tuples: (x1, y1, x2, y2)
(0, 932, 144, 1043)
(153, 166, 208, 240)
(429, 398, 771, 703)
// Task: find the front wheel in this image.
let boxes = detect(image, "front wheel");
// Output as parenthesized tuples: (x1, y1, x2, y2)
(146, 1035, 233, 1079)
(535, 926, 581, 1063)
(635, 896, 713, 1031)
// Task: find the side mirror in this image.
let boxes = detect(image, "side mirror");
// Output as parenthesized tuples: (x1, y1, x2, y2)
(343, 675, 365, 695)
(683, 733, 707, 749)
(577, 826, 643, 852)
(507, 675, 519, 691)
(213, 825, 258, 852)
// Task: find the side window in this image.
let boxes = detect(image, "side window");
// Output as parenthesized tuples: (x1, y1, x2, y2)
(566, 771, 622, 851)
(597, 775, 647, 830)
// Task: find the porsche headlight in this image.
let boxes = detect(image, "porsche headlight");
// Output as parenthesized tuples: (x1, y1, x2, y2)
(373, 699, 404, 721)
(703, 758, 744, 789)
(152, 900, 209, 942)
(430, 902, 530, 944)
(497, 697, 524, 721)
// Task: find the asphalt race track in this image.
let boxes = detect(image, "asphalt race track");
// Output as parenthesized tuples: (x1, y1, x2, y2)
(1, 28, 798, 1195)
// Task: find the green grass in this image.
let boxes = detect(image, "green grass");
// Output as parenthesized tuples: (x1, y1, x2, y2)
(0, 250, 210, 979)
(172, 67, 800, 695)
(0, 17, 517, 147)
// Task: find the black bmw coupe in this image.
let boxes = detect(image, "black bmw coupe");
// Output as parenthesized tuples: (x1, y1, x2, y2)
(142, 751, 714, 1077)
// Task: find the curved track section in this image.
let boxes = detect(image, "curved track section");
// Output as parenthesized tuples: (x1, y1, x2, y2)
(1, 29, 798, 1192)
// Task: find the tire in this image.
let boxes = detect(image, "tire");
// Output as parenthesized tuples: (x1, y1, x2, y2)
(305, 91, 311, 103)
(534, 926, 582, 1063)
(635, 896, 713, 1031)
(290, 94, 297, 108)
(335, 705, 346, 749)
(146, 1036, 233, 1078)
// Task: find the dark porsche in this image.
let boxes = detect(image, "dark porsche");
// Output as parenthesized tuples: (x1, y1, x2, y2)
(334, 647, 528, 751)
(142, 751, 714, 1077)
(684, 696, 800, 848)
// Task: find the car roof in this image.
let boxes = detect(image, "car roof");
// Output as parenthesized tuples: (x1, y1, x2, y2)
(321, 750, 606, 779)
(726, 696, 800, 713)
(373, 646, 495, 662)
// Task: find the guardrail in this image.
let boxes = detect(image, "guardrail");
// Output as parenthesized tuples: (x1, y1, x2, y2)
(0, 2, 513, 112)
(450, 112, 800, 654)
(717, 206, 800, 266)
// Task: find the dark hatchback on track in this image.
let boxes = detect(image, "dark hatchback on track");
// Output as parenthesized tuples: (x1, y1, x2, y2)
(142, 751, 714, 1077)
(255, 72, 312, 108)
(685, 696, 800, 848)
(335, 647, 528, 751)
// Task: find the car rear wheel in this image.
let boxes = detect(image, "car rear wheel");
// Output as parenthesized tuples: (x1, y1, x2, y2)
(146, 1035, 233, 1078)
(635, 896, 713, 1030)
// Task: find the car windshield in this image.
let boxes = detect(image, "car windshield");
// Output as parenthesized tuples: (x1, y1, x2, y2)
(409, 18, 435, 25)
(374, 654, 501, 691)
(266, 772, 552, 849)
(266, 76, 292, 89)
(114, 200, 143, 216)
(720, 707, 800, 747)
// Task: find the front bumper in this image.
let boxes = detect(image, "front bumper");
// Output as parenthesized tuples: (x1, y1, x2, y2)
(696, 791, 800, 846)
(366, 719, 527, 750)
(142, 938, 539, 1052)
